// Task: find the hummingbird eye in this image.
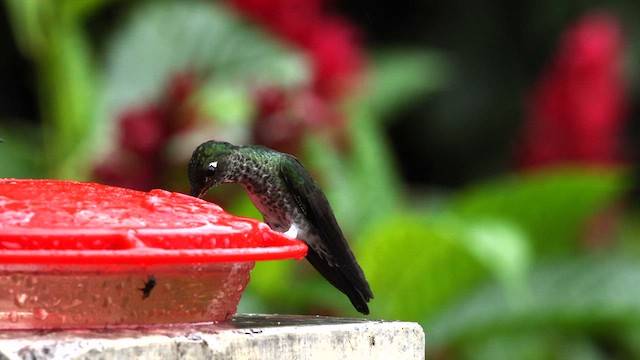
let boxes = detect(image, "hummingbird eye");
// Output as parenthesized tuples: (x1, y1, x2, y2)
(206, 161, 218, 176)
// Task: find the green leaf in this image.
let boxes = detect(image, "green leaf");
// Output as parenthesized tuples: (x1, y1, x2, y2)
(305, 101, 405, 234)
(0, 120, 43, 178)
(5, 0, 102, 180)
(456, 331, 609, 360)
(42, 23, 100, 179)
(321, 51, 449, 229)
(363, 49, 451, 121)
(246, 212, 531, 318)
(452, 169, 628, 256)
(4, 0, 49, 57)
(303, 131, 403, 235)
(321, 51, 450, 232)
(462, 219, 531, 296)
(101, 0, 309, 120)
(347, 103, 403, 223)
(427, 255, 640, 357)
(302, 138, 354, 231)
(354, 214, 529, 321)
(58, 0, 114, 22)
(197, 83, 255, 125)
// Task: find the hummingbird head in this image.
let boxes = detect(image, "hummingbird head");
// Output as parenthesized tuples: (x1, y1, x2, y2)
(187, 140, 237, 198)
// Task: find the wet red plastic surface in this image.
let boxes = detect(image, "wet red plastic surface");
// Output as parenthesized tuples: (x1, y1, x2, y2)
(0, 179, 308, 328)
(0, 179, 307, 265)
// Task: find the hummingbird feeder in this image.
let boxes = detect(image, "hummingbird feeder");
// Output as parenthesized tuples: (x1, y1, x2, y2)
(0, 179, 307, 329)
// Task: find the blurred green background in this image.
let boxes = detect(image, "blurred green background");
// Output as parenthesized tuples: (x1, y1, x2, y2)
(1, 0, 640, 358)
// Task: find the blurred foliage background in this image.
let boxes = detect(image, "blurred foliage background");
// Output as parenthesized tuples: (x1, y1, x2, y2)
(1, 0, 640, 358)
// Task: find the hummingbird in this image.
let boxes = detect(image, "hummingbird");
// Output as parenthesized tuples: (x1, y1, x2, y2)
(188, 140, 373, 314)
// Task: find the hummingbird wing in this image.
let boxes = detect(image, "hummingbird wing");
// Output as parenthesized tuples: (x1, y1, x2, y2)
(279, 155, 373, 314)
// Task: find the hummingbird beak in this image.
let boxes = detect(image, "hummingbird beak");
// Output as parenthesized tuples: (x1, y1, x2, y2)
(190, 186, 206, 199)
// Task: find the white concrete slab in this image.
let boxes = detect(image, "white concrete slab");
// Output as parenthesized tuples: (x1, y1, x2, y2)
(0, 314, 425, 360)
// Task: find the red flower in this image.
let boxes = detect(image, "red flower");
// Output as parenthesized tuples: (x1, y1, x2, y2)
(228, 0, 362, 153)
(229, 0, 364, 99)
(251, 88, 301, 154)
(518, 11, 627, 169)
(251, 87, 344, 153)
(93, 72, 199, 191)
(119, 105, 166, 156)
(92, 153, 159, 192)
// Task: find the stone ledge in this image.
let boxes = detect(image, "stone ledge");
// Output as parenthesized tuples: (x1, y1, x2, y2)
(0, 314, 425, 360)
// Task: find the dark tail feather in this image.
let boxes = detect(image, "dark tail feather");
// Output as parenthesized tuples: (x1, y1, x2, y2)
(305, 247, 373, 315)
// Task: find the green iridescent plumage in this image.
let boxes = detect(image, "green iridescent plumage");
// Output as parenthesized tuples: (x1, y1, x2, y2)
(188, 140, 373, 314)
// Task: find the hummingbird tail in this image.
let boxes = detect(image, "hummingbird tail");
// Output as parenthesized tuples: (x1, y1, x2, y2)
(305, 247, 373, 315)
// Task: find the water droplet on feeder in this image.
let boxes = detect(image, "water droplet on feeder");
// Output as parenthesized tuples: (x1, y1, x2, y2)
(14, 293, 27, 307)
(33, 308, 48, 320)
(8, 311, 18, 323)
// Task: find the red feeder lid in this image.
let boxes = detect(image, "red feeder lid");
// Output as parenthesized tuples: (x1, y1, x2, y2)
(0, 179, 307, 265)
